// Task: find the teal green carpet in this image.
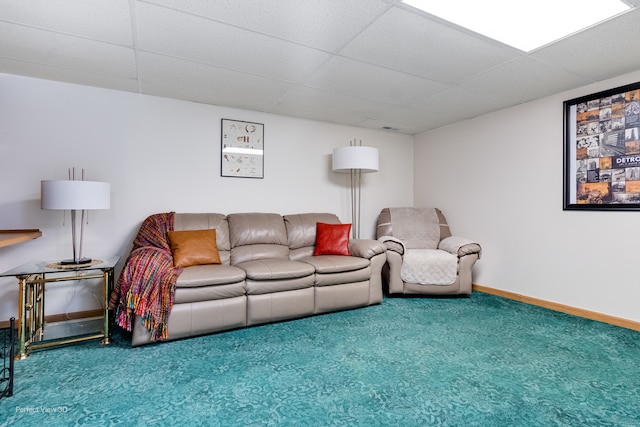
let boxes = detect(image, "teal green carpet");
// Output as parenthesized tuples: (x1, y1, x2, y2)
(2, 293, 639, 426)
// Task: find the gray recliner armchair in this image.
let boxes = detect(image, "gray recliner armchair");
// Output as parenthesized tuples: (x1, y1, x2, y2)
(376, 207, 481, 296)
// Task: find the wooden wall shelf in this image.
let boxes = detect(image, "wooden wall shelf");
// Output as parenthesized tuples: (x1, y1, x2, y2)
(0, 229, 42, 248)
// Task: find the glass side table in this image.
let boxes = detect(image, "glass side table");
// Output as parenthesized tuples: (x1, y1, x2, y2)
(0, 256, 119, 360)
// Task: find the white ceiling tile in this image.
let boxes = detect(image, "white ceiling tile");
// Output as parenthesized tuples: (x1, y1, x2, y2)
(412, 86, 508, 121)
(134, 2, 332, 82)
(141, 81, 229, 108)
(0, 0, 133, 45)
(458, 57, 593, 105)
(357, 109, 435, 135)
(137, 52, 295, 111)
(143, 0, 392, 52)
(275, 86, 393, 115)
(0, 22, 137, 78)
(0, 58, 139, 93)
(385, 106, 449, 128)
(302, 56, 448, 106)
(340, 7, 519, 83)
(260, 102, 367, 127)
(269, 86, 394, 126)
(531, 9, 640, 82)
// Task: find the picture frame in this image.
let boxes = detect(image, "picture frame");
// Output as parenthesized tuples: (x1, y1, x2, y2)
(563, 81, 640, 210)
(221, 119, 264, 178)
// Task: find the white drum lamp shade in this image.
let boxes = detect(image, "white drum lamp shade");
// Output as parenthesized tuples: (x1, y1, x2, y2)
(332, 146, 379, 173)
(41, 179, 111, 265)
(41, 180, 111, 210)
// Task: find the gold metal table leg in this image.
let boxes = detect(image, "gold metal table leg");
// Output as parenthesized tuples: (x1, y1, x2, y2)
(15, 277, 27, 360)
(35, 279, 44, 341)
(101, 270, 111, 345)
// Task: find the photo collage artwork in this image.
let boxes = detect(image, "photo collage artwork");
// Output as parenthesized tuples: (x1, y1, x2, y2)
(575, 89, 640, 204)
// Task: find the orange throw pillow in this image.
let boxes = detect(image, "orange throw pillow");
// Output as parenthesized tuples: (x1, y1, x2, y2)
(313, 222, 351, 256)
(167, 229, 221, 267)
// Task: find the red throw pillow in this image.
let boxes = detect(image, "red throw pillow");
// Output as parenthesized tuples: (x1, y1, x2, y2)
(313, 222, 351, 256)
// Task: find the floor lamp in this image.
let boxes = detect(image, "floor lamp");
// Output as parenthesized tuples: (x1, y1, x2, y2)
(41, 170, 111, 265)
(332, 140, 379, 239)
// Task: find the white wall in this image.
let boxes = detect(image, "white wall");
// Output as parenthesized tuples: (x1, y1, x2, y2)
(414, 68, 640, 323)
(0, 74, 413, 320)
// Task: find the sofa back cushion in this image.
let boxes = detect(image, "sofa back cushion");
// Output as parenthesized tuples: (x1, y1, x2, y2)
(173, 213, 231, 264)
(284, 213, 341, 260)
(377, 208, 451, 249)
(228, 213, 289, 264)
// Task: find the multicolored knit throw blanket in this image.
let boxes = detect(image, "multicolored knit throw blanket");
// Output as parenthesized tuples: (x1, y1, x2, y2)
(109, 212, 182, 341)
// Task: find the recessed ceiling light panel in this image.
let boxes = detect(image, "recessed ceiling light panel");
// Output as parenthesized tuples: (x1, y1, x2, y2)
(402, 0, 634, 51)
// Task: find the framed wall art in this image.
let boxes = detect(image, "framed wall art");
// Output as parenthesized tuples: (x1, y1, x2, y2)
(221, 119, 264, 178)
(563, 81, 640, 210)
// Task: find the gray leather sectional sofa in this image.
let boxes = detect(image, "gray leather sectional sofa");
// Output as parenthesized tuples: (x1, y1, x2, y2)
(130, 212, 386, 346)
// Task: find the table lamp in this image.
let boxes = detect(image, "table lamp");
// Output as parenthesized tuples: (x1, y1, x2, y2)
(41, 172, 110, 265)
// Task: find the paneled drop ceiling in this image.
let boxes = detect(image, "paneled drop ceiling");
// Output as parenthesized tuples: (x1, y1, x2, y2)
(2, 0, 640, 135)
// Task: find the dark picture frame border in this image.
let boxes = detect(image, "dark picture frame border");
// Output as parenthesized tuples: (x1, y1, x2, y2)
(563, 81, 640, 211)
(220, 118, 264, 179)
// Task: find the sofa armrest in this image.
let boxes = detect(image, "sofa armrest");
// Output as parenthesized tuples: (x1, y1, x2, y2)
(348, 239, 386, 259)
(438, 236, 481, 258)
(378, 235, 405, 256)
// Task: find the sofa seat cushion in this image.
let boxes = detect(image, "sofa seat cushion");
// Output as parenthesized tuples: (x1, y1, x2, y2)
(174, 263, 247, 305)
(246, 275, 316, 295)
(176, 264, 246, 288)
(314, 267, 371, 287)
(174, 283, 246, 304)
(299, 255, 369, 274)
(300, 255, 371, 287)
(237, 258, 315, 281)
